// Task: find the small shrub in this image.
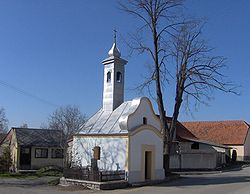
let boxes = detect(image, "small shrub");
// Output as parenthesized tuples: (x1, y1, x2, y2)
(36, 166, 63, 177)
(0, 146, 12, 173)
(48, 177, 60, 185)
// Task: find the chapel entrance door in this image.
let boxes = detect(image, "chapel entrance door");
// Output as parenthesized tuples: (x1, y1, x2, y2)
(145, 151, 152, 180)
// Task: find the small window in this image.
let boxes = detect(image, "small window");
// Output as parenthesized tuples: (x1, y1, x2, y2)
(116, 72, 122, 83)
(35, 148, 48, 158)
(191, 142, 199, 150)
(107, 71, 111, 82)
(51, 149, 64, 158)
(143, 117, 147, 125)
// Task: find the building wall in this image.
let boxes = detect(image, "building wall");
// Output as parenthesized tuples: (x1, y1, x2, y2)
(72, 136, 128, 171)
(244, 129, 250, 160)
(228, 145, 244, 161)
(128, 128, 164, 183)
(9, 130, 19, 172)
(30, 147, 64, 169)
(170, 152, 217, 169)
(127, 98, 160, 131)
(170, 142, 225, 170)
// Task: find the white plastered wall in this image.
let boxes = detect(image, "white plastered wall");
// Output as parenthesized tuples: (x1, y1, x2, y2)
(228, 145, 244, 161)
(72, 136, 128, 171)
(128, 129, 164, 183)
(170, 142, 225, 170)
(127, 98, 160, 131)
(244, 128, 250, 160)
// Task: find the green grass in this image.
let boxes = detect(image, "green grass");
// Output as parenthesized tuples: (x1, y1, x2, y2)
(0, 166, 63, 180)
(0, 173, 37, 179)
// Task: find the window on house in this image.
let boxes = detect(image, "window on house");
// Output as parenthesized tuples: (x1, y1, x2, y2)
(35, 148, 48, 158)
(107, 71, 111, 82)
(116, 72, 122, 82)
(51, 149, 64, 158)
(143, 117, 147, 125)
(191, 142, 199, 150)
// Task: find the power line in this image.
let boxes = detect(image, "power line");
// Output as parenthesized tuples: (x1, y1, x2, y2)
(0, 79, 58, 108)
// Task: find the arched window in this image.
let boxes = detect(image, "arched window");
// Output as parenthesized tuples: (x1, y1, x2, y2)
(116, 72, 122, 83)
(107, 71, 111, 83)
(143, 117, 147, 125)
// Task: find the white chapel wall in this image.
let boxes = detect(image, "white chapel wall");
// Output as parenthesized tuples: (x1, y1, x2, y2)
(129, 128, 164, 183)
(72, 136, 128, 171)
(127, 98, 160, 131)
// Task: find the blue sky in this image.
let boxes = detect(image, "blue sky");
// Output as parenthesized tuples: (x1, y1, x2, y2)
(0, 0, 249, 128)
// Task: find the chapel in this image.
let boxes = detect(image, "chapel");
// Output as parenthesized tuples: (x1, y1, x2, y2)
(71, 38, 165, 183)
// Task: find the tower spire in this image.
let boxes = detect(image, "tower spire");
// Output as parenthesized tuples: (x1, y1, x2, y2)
(102, 33, 128, 111)
(108, 29, 121, 58)
(114, 29, 117, 45)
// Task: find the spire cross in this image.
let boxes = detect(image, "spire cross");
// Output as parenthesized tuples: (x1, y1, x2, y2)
(114, 29, 117, 44)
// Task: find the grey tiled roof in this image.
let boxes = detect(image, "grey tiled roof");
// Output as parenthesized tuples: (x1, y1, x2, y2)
(0, 133, 6, 144)
(15, 128, 62, 147)
(79, 101, 132, 135)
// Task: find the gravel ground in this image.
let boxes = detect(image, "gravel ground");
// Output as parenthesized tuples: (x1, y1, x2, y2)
(1, 167, 250, 194)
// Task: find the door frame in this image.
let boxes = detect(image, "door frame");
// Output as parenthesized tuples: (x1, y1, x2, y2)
(141, 144, 155, 181)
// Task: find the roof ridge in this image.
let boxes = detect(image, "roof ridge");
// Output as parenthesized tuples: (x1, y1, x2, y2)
(182, 120, 246, 123)
(13, 127, 61, 131)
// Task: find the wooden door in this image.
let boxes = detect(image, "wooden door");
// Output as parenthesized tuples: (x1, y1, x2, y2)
(20, 147, 31, 169)
(145, 151, 152, 180)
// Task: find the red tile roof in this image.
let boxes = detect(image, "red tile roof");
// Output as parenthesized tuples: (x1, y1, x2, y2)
(175, 122, 198, 141)
(182, 120, 250, 145)
(164, 117, 198, 141)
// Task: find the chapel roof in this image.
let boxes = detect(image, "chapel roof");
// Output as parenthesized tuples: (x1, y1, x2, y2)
(79, 101, 133, 135)
(108, 42, 121, 58)
(182, 120, 250, 145)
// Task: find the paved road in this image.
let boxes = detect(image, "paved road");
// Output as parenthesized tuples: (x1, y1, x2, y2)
(1, 167, 250, 194)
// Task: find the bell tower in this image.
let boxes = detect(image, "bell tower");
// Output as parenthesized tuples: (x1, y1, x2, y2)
(102, 32, 128, 111)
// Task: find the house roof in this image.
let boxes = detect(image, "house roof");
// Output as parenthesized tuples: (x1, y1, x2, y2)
(182, 120, 250, 145)
(14, 128, 62, 147)
(0, 133, 6, 144)
(175, 121, 198, 141)
(79, 101, 133, 135)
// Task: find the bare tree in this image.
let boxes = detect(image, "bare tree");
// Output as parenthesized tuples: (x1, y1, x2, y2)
(120, 0, 183, 175)
(48, 105, 86, 167)
(19, 123, 28, 128)
(169, 21, 237, 141)
(0, 108, 8, 133)
(120, 0, 237, 174)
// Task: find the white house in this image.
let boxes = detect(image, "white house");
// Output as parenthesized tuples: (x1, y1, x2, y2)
(71, 40, 165, 183)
